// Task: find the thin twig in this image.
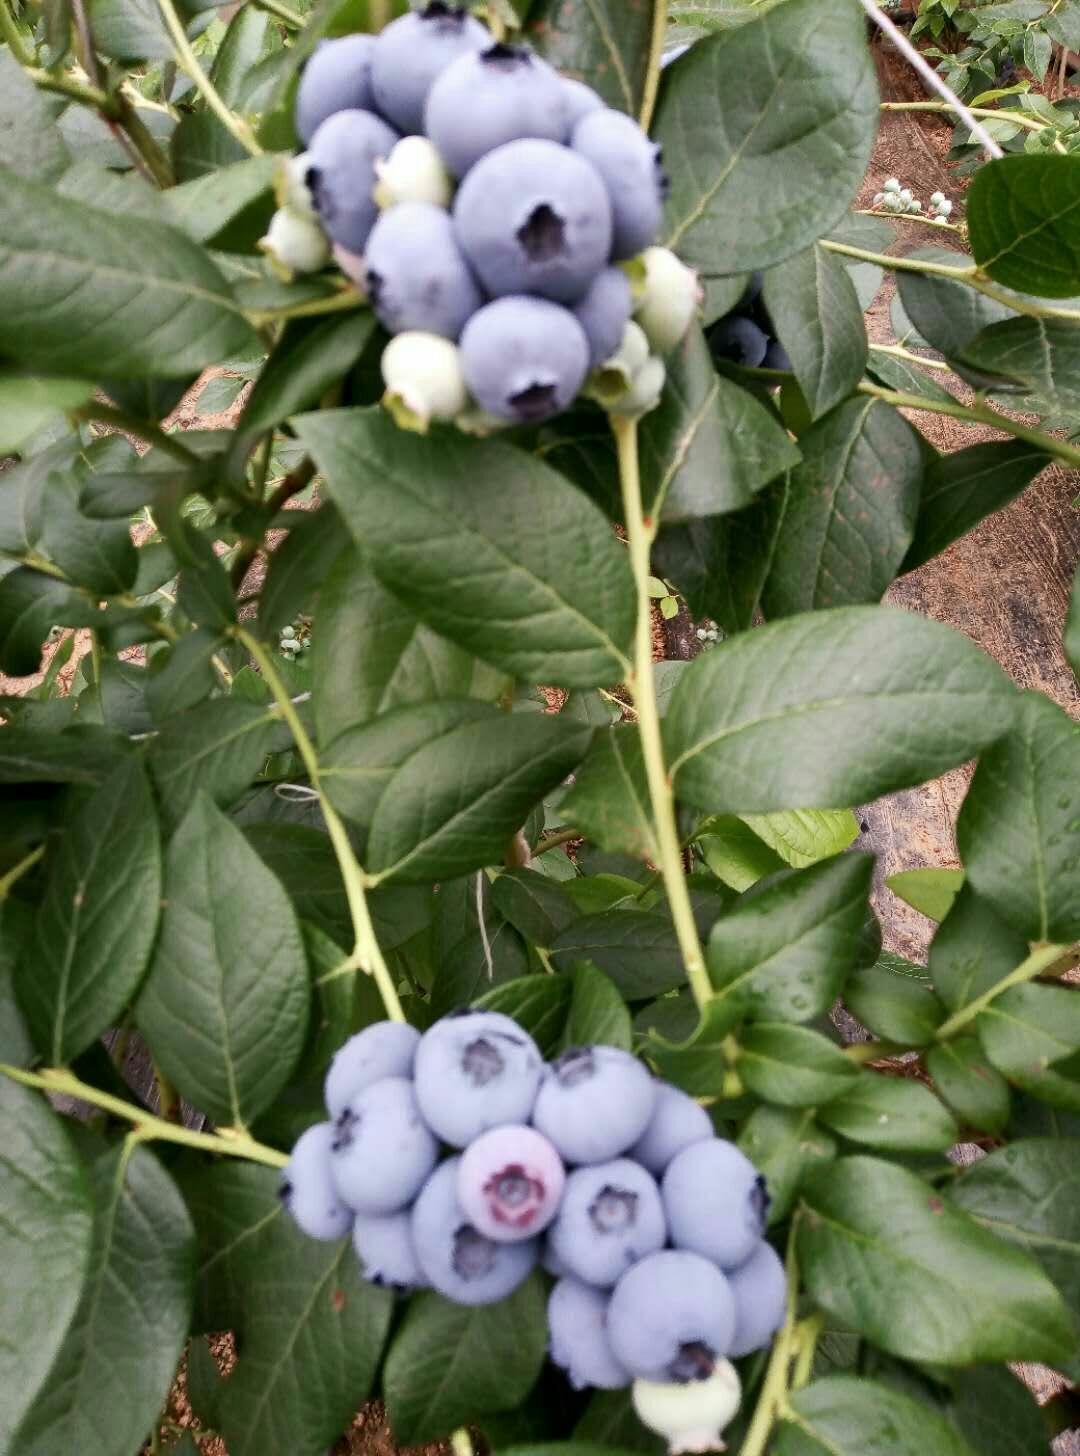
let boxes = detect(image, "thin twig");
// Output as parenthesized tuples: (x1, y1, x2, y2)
(156, 0, 261, 155)
(476, 872, 495, 981)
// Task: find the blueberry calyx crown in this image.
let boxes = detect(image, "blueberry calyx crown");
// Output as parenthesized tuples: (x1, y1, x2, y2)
(462, 1035, 505, 1086)
(332, 1107, 361, 1150)
(421, 1, 468, 22)
(452, 1223, 498, 1280)
(481, 41, 530, 66)
(509, 381, 559, 420)
(669, 1340, 717, 1384)
(517, 204, 567, 263)
(589, 1185, 638, 1232)
(750, 1174, 771, 1229)
(552, 1045, 595, 1087)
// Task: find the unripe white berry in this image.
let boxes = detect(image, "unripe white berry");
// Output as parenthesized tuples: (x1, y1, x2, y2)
(932, 215, 948, 225)
(930, 190, 946, 206)
(380, 332, 469, 433)
(586, 320, 652, 406)
(374, 136, 454, 210)
(607, 355, 667, 418)
(634, 246, 701, 355)
(937, 198, 953, 216)
(872, 192, 885, 205)
(259, 207, 330, 277)
(632, 1362, 742, 1454)
(899, 188, 913, 204)
(883, 176, 901, 193)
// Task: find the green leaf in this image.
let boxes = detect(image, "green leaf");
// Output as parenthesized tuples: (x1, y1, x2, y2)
(776, 1376, 978, 1456)
(943, 1366, 1049, 1456)
(665, 607, 1017, 815)
(473, 975, 574, 1056)
(0, 1079, 94, 1452)
(258, 507, 345, 639)
(560, 726, 658, 862)
(18, 759, 160, 1063)
(0, 568, 92, 676)
(760, 398, 923, 615)
(0, 164, 255, 379)
(0, 373, 91, 454)
(961, 315, 1080, 416)
(957, 690, 1080, 944)
(975, 983, 1080, 1100)
(489, 869, 579, 950)
(41, 436, 139, 595)
(798, 1154, 1075, 1364)
(737, 1105, 837, 1225)
(762, 245, 868, 421)
(13, 1144, 194, 1456)
(741, 808, 860, 869)
(561, 960, 632, 1050)
(0, 904, 34, 1068)
(0, 51, 70, 185)
(925, 1038, 1010, 1133)
(146, 627, 220, 719)
(549, 910, 686, 998)
(148, 698, 279, 831)
(707, 854, 874, 1025)
(88, 0, 215, 59)
(0, 724, 131, 785)
(296, 409, 635, 689)
(525, 0, 660, 116)
(737, 1023, 860, 1106)
(1067, 563, 1080, 683)
(383, 1276, 548, 1445)
(928, 884, 1028, 1013)
(655, 0, 879, 275)
(174, 520, 237, 628)
(817, 1070, 959, 1151)
(696, 816, 787, 891)
(902, 441, 1050, 572)
(166, 154, 277, 253)
(967, 154, 1080, 298)
(895, 254, 1017, 367)
(211, 2, 269, 106)
(888, 867, 967, 926)
(843, 959, 945, 1046)
(137, 794, 309, 1126)
(0, 434, 79, 556)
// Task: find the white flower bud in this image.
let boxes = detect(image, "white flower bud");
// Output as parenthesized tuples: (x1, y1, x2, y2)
(380, 332, 469, 433)
(259, 207, 330, 277)
(607, 355, 667, 418)
(632, 1362, 742, 1454)
(374, 135, 454, 210)
(634, 246, 701, 355)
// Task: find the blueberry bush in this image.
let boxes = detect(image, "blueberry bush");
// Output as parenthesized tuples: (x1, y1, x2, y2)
(1, 0, 1080, 1453)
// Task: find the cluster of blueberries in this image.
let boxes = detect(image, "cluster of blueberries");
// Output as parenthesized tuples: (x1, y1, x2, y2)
(707, 273, 791, 373)
(281, 1011, 787, 1403)
(261, 3, 699, 431)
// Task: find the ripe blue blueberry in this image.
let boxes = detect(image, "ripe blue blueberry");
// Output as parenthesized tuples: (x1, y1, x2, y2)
(364, 203, 483, 339)
(306, 108, 400, 253)
(295, 35, 377, 145)
(762, 339, 792, 372)
(571, 109, 667, 260)
(425, 43, 567, 178)
(324, 1020, 421, 1122)
(628, 1082, 713, 1176)
(456, 1124, 565, 1242)
(572, 266, 634, 370)
(280, 1122, 355, 1241)
(352, 1209, 427, 1291)
(330, 1076, 439, 1214)
(547, 1157, 666, 1287)
(460, 296, 590, 423)
(532, 1045, 657, 1164)
(607, 1250, 737, 1383)
(548, 1277, 632, 1390)
(738, 271, 764, 310)
(708, 316, 769, 368)
(662, 1139, 770, 1269)
(453, 138, 613, 303)
(561, 77, 605, 129)
(370, 2, 490, 134)
(727, 1240, 787, 1357)
(413, 1009, 543, 1147)
(411, 1156, 539, 1305)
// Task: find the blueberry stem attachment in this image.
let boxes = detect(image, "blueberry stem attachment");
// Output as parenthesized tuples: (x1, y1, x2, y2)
(0, 844, 45, 903)
(232, 627, 407, 1024)
(638, 0, 669, 133)
(0, 1062, 289, 1168)
(156, 0, 262, 156)
(611, 412, 714, 1014)
(934, 941, 1071, 1041)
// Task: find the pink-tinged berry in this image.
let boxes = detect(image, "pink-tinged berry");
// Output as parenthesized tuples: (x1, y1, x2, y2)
(456, 1124, 566, 1242)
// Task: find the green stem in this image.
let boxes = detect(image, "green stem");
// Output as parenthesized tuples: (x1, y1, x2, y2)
(0, 0, 33, 63)
(247, 287, 366, 327)
(639, 0, 667, 133)
(450, 1429, 474, 1456)
(935, 942, 1070, 1041)
(89, 629, 103, 716)
(856, 382, 1080, 469)
(792, 1313, 825, 1392)
(868, 341, 951, 372)
(75, 403, 201, 463)
(26, 65, 107, 106)
(0, 1063, 288, 1167)
(251, 0, 306, 26)
(533, 827, 580, 857)
(156, 0, 261, 155)
(821, 239, 1080, 325)
(611, 413, 713, 1013)
(880, 99, 1052, 133)
(857, 206, 964, 234)
(844, 1038, 907, 1063)
(739, 1222, 802, 1456)
(0, 845, 46, 902)
(233, 628, 406, 1023)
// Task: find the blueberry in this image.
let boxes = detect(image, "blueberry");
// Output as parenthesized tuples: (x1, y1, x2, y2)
(370, 2, 490, 135)
(708, 316, 768, 368)
(426, 42, 567, 178)
(411, 1156, 538, 1305)
(561, 77, 605, 129)
(607, 1250, 737, 1383)
(662, 1139, 770, 1269)
(571, 109, 667, 260)
(325, 1021, 420, 1122)
(736, 271, 764, 312)
(460, 296, 590, 423)
(365, 203, 483, 339)
(456, 1124, 565, 1243)
(280, 1123, 355, 1241)
(330, 1076, 439, 1214)
(548, 1277, 632, 1390)
(295, 35, 376, 145)
(413, 1010, 544, 1147)
(572, 266, 633, 370)
(532, 1046, 657, 1164)
(453, 138, 613, 303)
(762, 339, 792, 372)
(727, 1241, 787, 1357)
(629, 1083, 713, 1176)
(632, 1360, 742, 1449)
(306, 109, 400, 253)
(352, 1209, 427, 1291)
(547, 1157, 666, 1286)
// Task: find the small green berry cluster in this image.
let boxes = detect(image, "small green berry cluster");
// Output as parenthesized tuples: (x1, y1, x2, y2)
(695, 621, 721, 650)
(871, 178, 955, 224)
(279, 619, 312, 660)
